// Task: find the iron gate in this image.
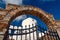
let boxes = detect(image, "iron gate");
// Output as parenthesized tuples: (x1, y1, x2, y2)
(3, 25, 39, 40)
(3, 25, 60, 40)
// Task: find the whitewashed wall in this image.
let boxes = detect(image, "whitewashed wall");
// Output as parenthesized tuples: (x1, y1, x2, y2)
(9, 17, 45, 40)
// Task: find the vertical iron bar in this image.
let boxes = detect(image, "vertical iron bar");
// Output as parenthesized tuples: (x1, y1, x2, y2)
(19, 27, 21, 40)
(11, 25, 14, 40)
(25, 31, 27, 40)
(36, 26, 39, 40)
(25, 25, 27, 40)
(21, 27, 22, 40)
(33, 28, 35, 40)
(29, 25, 31, 40)
(16, 26, 18, 40)
(32, 24, 35, 40)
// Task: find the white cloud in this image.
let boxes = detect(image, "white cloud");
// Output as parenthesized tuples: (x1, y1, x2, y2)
(3, 0, 22, 5)
(14, 15, 27, 22)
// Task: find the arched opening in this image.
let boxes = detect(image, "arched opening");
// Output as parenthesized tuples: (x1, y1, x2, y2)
(10, 14, 48, 31)
(8, 14, 48, 40)
(2, 4, 60, 40)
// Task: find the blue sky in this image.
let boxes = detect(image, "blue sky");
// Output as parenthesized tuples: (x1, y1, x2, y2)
(0, 0, 60, 32)
(23, 0, 60, 20)
(0, 0, 60, 20)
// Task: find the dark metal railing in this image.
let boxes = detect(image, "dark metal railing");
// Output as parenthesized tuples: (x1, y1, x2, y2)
(3, 25, 39, 40)
(3, 25, 60, 40)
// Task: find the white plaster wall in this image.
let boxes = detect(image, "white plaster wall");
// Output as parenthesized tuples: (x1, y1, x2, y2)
(9, 17, 45, 40)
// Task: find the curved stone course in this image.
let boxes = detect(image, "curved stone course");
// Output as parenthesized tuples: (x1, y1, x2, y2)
(0, 4, 56, 31)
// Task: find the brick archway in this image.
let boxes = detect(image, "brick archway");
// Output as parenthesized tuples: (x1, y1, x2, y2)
(0, 4, 59, 40)
(0, 4, 56, 30)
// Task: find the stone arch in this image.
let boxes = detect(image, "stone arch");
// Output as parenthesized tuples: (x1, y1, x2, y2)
(0, 4, 56, 30)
